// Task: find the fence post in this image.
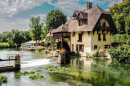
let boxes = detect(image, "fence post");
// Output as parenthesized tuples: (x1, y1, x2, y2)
(13, 54, 20, 70)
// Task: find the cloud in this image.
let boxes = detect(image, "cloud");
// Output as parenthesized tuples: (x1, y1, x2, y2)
(107, 0, 122, 7)
(50, 0, 122, 15)
(0, 17, 30, 33)
(31, 14, 46, 20)
(51, 0, 86, 15)
(104, 9, 109, 11)
(0, 0, 52, 18)
(0, 0, 123, 33)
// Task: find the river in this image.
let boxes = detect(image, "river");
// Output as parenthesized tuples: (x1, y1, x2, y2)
(0, 48, 130, 86)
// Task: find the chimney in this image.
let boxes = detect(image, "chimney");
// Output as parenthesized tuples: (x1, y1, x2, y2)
(87, 2, 92, 10)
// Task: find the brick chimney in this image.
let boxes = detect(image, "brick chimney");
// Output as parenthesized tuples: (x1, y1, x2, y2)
(87, 2, 92, 10)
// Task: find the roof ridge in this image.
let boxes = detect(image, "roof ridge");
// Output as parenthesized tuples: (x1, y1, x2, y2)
(96, 6, 110, 14)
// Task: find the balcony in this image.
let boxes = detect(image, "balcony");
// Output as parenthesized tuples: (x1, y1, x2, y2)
(96, 26, 110, 30)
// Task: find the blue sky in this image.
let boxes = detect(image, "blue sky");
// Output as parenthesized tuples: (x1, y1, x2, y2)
(0, 0, 122, 33)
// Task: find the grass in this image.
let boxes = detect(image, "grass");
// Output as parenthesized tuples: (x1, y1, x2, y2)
(16, 71, 45, 80)
(0, 74, 7, 84)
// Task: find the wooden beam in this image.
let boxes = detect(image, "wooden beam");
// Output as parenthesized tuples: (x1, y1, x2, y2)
(0, 59, 17, 61)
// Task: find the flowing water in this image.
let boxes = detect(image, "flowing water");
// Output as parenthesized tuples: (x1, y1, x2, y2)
(0, 48, 130, 86)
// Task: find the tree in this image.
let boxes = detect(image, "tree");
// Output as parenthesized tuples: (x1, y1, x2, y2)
(11, 29, 25, 46)
(0, 29, 31, 47)
(109, 0, 130, 34)
(46, 10, 67, 31)
(29, 16, 43, 46)
(125, 14, 130, 34)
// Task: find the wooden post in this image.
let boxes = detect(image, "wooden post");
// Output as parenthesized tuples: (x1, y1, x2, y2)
(70, 33, 71, 52)
(61, 33, 63, 49)
(13, 54, 20, 70)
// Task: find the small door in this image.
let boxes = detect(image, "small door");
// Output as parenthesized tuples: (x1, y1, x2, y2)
(79, 45, 84, 52)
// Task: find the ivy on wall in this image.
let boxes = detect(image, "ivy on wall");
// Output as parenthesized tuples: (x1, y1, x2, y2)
(44, 36, 57, 50)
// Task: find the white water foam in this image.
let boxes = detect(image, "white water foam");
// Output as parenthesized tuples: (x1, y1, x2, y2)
(21, 59, 52, 68)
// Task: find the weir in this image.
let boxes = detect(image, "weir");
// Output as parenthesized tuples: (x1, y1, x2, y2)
(0, 54, 20, 72)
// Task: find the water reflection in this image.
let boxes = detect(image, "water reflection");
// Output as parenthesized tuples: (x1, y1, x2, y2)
(1, 48, 130, 86)
(63, 57, 130, 86)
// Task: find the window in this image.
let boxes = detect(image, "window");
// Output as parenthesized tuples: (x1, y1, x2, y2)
(79, 45, 84, 52)
(103, 33, 106, 41)
(78, 33, 82, 42)
(73, 32, 75, 37)
(72, 44, 74, 52)
(83, 19, 87, 25)
(109, 45, 111, 48)
(79, 20, 82, 26)
(94, 45, 98, 50)
(102, 22, 106, 28)
(98, 33, 101, 41)
(104, 45, 108, 49)
(76, 44, 78, 52)
(88, 32, 90, 36)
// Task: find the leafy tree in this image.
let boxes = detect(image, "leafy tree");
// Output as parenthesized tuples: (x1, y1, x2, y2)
(112, 34, 129, 44)
(46, 10, 67, 31)
(29, 16, 43, 46)
(125, 14, 130, 34)
(40, 25, 48, 40)
(7, 40, 15, 47)
(109, 0, 130, 34)
(11, 29, 25, 46)
(0, 29, 31, 47)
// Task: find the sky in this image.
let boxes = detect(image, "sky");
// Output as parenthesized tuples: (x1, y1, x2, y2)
(0, 0, 122, 33)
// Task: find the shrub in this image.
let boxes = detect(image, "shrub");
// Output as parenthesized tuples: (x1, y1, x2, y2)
(93, 51, 107, 58)
(0, 74, 7, 84)
(127, 39, 130, 45)
(36, 46, 45, 52)
(108, 45, 130, 63)
(0, 42, 9, 48)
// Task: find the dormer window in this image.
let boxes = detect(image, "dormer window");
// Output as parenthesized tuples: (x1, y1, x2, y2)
(83, 19, 87, 25)
(79, 20, 82, 26)
(102, 22, 106, 28)
(79, 19, 87, 26)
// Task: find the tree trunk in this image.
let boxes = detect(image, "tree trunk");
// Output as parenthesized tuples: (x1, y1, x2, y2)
(36, 40, 37, 46)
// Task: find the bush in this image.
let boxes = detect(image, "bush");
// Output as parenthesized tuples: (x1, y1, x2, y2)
(0, 74, 7, 84)
(127, 39, 130, 45)
(108, 45, 130, 63)
(36, 46, 45, 52)
(93, 51, 107, 58)
(112, 34, 129, 44)
(0, 42, 9, 48)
